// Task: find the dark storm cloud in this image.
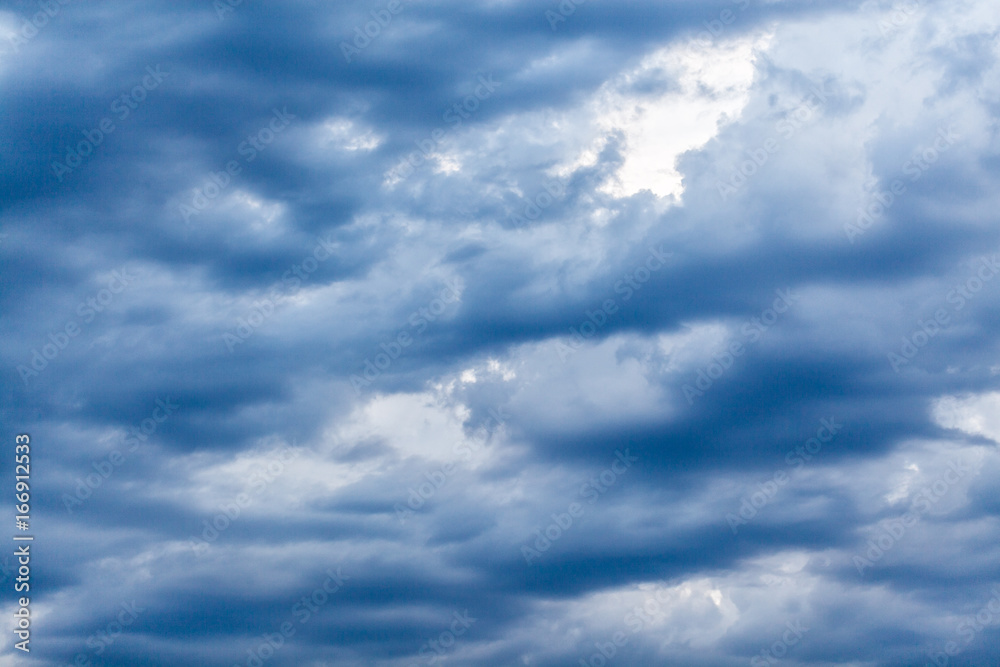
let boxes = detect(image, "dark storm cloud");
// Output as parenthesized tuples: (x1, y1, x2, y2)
(2, 0, 1000, 665)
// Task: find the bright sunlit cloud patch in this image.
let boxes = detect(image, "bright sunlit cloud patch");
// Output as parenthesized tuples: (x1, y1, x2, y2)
(565, 32, 774, 199)
(933, 392, 1000, 443)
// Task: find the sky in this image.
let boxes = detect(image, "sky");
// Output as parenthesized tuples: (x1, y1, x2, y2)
(2, 0, 1000, 665)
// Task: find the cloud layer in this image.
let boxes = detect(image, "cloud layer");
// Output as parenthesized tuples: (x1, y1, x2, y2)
(3, 0, 1000, 665)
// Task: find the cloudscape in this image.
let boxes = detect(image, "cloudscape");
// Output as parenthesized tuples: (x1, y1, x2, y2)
(3, 0, 1000, 665)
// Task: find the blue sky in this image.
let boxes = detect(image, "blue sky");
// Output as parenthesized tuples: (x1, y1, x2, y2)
(3, 0, 1000, 665)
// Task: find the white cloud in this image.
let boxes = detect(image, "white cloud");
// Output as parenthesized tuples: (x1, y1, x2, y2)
(585, 33, 773, 199)
(933, 392, 1000, 443)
